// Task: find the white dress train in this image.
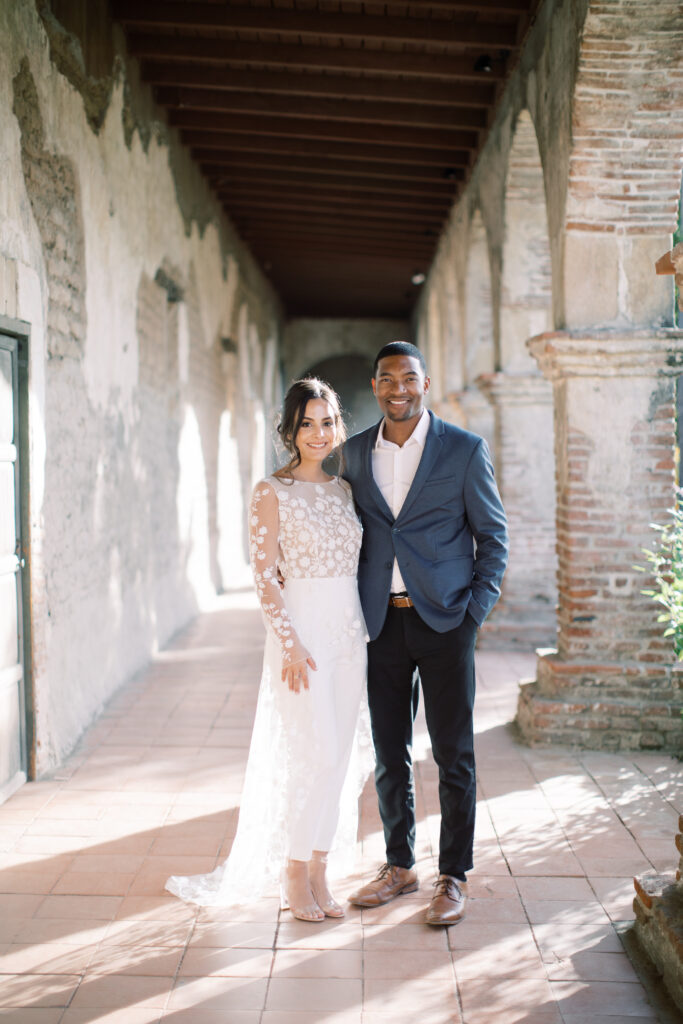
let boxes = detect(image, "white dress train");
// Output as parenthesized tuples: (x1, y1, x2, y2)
(165, 476, 372, 907)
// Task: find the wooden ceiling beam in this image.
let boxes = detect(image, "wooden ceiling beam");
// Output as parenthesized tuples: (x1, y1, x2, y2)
(126, 34, 507, 81)
(259, 265, 427, 288)
(219, 184, 450, 213)
(208, 168, 457, 200)
(140, 62, 496, 108)
(233, 207, 441, 235)
(221, 194, 447, 222)
(375, 0, 530, 11)
(245, 237, 434, 259)
(238, 232, 435, 254)
(250, 241, 433, 263)
(184, 132, 470, 168)
(169, 111, 479, 151)
(246, 241, 434, 262)
(197, 151, 465, 185)
(156, 87, 488, 131)
(113, 3, 519, 48)
(235, 215, 437, 245)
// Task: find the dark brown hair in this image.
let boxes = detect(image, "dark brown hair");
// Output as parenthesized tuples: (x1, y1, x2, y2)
(276, 377, 346, 474)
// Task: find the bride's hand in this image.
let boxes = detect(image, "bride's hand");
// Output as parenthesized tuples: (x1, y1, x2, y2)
(283, 645, 317, 693)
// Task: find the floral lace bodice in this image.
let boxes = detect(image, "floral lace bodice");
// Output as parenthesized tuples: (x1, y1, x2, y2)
(249, 476, 362, 664)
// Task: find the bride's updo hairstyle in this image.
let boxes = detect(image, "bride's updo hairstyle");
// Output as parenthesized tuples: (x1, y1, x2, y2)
(277, 377, 346, 473)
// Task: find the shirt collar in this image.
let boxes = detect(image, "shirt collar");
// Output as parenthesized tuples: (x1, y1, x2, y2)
(375, 407, 430, 450)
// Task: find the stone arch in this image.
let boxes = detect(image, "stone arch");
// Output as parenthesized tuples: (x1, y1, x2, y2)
(282, 318, 408, 386)
(464, 210, 495, 383)
(439, 233, 463, 397)
(425, 284, 445, 400)
(458, 210, 495, 444)
(564, 0, 683, 328)
(501, 110, 552, 373)
(304, 353, 377, 435)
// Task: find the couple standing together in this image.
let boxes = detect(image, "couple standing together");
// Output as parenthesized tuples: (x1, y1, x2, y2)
(167, 341, 508, 927)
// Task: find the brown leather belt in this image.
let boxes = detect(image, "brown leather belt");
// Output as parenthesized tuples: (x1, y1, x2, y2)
(389, 592, 414, 608)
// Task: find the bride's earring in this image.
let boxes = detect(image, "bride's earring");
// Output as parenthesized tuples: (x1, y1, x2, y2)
(309, 851, 345, 918)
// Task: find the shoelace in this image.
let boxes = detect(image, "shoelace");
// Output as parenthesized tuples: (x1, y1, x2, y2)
(375, 863, 393, 880)
(433, 877, 461, 901)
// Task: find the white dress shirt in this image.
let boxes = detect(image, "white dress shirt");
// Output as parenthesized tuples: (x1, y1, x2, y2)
(372, 408, 430, 593)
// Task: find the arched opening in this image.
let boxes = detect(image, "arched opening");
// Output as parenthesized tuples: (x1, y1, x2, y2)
(501, 110, 552, 372)
(464, 210, 495, 384)
(478, 110, 557, 649)
(459, 210, 495, 445)
(304, 353, 378, 435)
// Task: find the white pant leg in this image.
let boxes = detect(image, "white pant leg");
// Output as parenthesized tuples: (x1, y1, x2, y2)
(286, 646, 366, 861)
(310, 648, 366, 852)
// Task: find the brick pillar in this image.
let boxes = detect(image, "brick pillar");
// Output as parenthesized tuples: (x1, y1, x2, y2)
(633, 816, 683, 1014)
(516, 329, 683, 752)
(477, 372, 557, 649)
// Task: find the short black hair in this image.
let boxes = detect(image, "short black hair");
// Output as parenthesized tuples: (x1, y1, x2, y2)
(373, 341, 427, 377)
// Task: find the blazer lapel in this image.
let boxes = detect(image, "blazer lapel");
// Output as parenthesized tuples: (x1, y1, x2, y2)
(395, 412, 444, 524)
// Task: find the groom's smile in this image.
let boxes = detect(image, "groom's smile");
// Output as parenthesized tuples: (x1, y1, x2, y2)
(372, 354, 431, 429)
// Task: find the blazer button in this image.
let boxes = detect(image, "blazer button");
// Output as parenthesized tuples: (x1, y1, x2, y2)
(384, 561, 392, 569)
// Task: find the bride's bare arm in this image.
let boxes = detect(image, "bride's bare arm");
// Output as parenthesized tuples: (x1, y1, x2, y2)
(249, 481, 317, 692)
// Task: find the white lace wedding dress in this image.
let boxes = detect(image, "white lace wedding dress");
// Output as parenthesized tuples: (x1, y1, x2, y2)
(165, 476, 372, 907)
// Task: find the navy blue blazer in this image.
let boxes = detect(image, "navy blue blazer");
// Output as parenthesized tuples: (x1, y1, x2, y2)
(342, 410, 508, 641)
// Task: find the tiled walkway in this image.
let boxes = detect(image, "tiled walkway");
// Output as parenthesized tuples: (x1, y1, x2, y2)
(0, 593, 680, 1023)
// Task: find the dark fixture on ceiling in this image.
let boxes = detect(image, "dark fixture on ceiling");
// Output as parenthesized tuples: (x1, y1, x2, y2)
(474, 54, 493, 73)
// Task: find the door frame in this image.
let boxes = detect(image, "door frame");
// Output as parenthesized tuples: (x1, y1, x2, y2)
(0, 314, 33, 789)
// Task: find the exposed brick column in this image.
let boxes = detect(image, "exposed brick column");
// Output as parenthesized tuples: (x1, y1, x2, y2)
(630, 246, 683, 1017)
(633, 816, 683, 1014)
(477, 372, 557, 649)
(516, 329, 683, 752)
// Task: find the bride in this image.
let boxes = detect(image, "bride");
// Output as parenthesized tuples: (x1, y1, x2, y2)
(166, 378, 370, 921)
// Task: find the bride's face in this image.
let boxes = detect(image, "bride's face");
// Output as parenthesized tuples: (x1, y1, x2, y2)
(295, 398, 337, 465)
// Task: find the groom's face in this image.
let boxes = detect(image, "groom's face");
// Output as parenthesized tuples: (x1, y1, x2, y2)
(372, 354, 430, 424)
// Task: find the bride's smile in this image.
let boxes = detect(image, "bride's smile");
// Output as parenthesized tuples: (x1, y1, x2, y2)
(295, 398, 337, 474)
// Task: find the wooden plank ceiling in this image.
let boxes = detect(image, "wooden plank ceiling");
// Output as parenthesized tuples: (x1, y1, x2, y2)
(112, 0, 539, 318)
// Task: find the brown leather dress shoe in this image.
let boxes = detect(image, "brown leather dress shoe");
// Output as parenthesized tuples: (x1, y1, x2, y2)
(425, 875, 467, 926)
(348, 863, 419, 907)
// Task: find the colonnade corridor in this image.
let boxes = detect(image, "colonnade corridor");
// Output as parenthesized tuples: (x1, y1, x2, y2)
(0, 595, 679, 1024)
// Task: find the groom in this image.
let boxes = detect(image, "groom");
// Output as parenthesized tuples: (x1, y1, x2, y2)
(342, 341, 508, 926)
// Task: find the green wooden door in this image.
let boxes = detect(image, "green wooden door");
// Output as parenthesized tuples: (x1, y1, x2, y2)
(0, 333, 27, 801)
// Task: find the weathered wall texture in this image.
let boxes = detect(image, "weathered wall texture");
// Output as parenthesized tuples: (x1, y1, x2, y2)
(0, 1, 283, 772)
(414, 0, 683, 745)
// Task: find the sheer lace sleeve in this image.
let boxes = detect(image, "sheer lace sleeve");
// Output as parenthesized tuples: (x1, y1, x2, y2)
(249, 480, 309, 666)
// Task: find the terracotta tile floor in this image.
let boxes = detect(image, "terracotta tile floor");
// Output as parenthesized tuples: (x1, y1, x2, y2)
(0, 592, 680, 1023)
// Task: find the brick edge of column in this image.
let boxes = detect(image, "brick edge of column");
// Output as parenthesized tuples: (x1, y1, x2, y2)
(515, 651, 683, 753)
(478, 616, 558, 650)
(632, 817, 683, 1015)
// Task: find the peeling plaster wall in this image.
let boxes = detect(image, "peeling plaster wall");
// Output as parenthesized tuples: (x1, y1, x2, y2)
(0, 1, 283, 773)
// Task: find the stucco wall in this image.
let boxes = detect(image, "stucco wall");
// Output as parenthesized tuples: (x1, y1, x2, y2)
(0, 1, 283, 772)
